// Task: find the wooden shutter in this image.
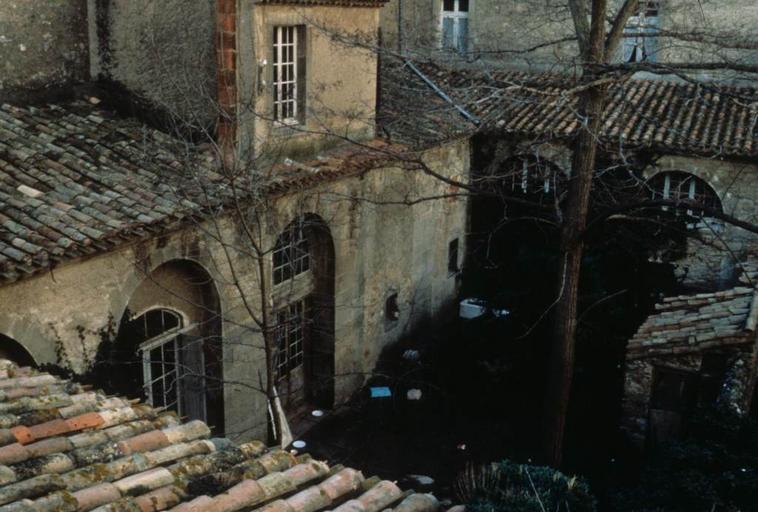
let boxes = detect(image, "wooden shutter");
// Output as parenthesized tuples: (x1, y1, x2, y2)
(179, 335, 207, 422)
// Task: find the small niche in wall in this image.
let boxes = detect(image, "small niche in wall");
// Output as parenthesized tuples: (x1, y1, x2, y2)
(385, 293, 400, 322)
(448, 238, 460, 275)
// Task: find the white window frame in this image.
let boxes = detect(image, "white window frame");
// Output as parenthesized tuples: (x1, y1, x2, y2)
(273, 25, 299, 125)
(140, 328, 185, 411)
(138, 313, 202, 418)
(513, 159, 553, 194)
(651, 172, 723, 230)
(656, 173, 696, 215)
(623, 1, 660, 63)
(440, 0, 470, 53)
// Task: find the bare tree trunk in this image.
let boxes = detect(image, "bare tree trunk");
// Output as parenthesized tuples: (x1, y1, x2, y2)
(542, 0, 608, 468)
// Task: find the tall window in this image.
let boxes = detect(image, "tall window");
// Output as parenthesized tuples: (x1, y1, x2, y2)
(649, 172, 722, 217)
(623, 1, 660, 63)
(441, 0, 469, 53)
(274, 299, 309, 380)
(273, 26, 306, 124)
(273, 221, 311, 285)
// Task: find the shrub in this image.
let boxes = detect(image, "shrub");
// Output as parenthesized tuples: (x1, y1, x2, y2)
(459, 460, 596, 512)
(612, 406, 758, 512)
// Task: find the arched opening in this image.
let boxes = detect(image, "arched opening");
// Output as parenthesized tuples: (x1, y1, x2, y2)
(469, 154, 565, 306)
(271, 214, 335, 415)
(0, 334, 35, 367)
(94, 260, 224, 433)
(643, 172, 727, 283)
(647, 171, 723, 217)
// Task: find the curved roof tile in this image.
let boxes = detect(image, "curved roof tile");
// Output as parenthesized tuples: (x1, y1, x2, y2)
(0, 360, 441, 512)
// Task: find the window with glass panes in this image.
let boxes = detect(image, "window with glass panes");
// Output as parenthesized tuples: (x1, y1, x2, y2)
(623, 1, 660, 63)
(441, 0, 469, 53)
(273, 26, 304, 123)
(137, 309, 183, 412)
(649, 172, 722, 216)
(272, 221, 310, 285)
(274, 299, 308, 380)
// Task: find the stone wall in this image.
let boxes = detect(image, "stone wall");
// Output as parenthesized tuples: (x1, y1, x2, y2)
(621, 347, 755, 445)
(89, 0, 383, 161)
(88, 0, 218, 128)
(644, 156, 758, 290)
(0, 138, 469, 442)
(381, 0, 758, 78)
(243, 4, 381, 160)
(0, 0, 89, 102)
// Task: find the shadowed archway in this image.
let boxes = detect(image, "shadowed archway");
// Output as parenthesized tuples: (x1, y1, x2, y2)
(0, 334, 35, 367)
(92, 259, 224, 433)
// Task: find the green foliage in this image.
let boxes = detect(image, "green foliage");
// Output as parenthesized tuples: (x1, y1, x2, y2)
(612, 407, 758, 512)
(461, 460, 596, 512)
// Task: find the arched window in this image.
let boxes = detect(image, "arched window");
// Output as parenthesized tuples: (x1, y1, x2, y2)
(509, 157, 561, 195)
(135, 309, 184, 412)
(269, 214, 335, 413)
(648, 172, 722, 217)
(120, 308, 205, 420)
(106, 260, 223, 431)
(273, 221, 310, 285)
(484, 156, 565, 206)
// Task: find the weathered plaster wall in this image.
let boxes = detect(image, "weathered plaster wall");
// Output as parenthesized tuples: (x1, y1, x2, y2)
(0, 138, 469, 442)
(90, 0, 218, 126)
(645, 156, 758, 289)
(659, 0, 758, 80)
(244, 4, 380, 159)
(0, 0, 89, 101)
(381, 0, 758, 77)
(127, 260, 218, 325)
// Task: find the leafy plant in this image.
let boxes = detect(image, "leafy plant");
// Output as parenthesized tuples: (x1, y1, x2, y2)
(612, 406, 758, 512)
(460, 460, 596, 512)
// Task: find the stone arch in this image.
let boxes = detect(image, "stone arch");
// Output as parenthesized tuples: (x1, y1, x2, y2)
(0, 316, 56, 366)
(0, 334, 35, 367)
(481, 154, 566, 207)
(645, 171, 723, 215)
(270, 213, 336, 413)
(95, 259, 224, 433)
(470, 154, 565, 286)
(114, 243, 228, 333)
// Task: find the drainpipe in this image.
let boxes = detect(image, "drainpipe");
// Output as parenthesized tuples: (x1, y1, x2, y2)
(405, 60, 480, 126)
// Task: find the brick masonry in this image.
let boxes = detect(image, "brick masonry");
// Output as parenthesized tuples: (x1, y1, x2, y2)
(217, 0, 238, 152)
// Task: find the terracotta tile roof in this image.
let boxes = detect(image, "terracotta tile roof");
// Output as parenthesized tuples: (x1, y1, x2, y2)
(391, 62, 758, 157)
(255, 0, 389, 6)
(627, 286, 758, 359)
(378, 62, 472, 148)
(0, 102, 404, 285)
(0, 360, 440, 512)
